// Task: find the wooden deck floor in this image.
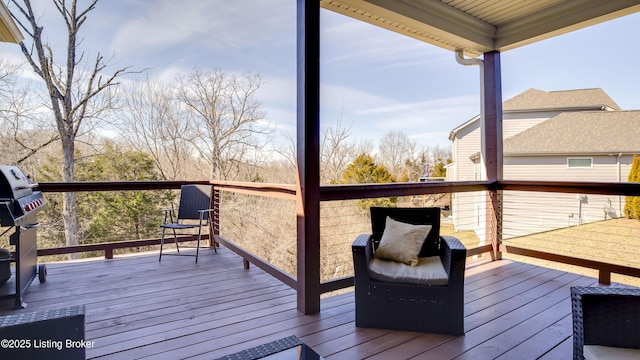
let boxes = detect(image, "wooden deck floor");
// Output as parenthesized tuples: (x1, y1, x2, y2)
(0, 246, 609, 359)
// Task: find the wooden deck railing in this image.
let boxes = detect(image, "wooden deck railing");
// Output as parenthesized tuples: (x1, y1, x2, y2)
(30, 179, 640, 291)
(497, 180, 640, 285)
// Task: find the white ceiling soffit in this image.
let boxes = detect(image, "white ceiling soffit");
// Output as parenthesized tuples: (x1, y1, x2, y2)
(0, 1, 23, 43)
(321, 0, 640, 57)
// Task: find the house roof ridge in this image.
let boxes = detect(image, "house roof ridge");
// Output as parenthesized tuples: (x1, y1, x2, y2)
(546, 87, 603, 93)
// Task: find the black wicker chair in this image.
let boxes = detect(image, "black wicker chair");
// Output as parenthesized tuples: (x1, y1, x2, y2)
(571, 286, 640, 360)
(352, 207, 466, 335)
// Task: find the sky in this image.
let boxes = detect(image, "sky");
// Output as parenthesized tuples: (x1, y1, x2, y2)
(2, 0, 640, 150)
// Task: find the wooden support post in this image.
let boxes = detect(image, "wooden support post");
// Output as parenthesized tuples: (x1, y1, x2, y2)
(483, 51, 503, 261)
(295, 0, 321, 314)
(487, 189, 502, 261)
(211, 187, 220, 247)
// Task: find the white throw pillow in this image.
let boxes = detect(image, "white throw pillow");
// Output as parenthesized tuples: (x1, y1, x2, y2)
(374, 216, 432, 266)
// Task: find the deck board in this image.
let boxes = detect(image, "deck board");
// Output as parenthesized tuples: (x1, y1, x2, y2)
(0, 246, 621, 359)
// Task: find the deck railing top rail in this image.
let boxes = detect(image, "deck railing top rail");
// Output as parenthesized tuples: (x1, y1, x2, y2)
(36, 179, 640, 198)
(498, 180, 640, 196)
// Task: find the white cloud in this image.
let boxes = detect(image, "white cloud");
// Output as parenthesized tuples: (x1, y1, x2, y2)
(316, 80, 478, 146)
(320, 83, 395, 114)
(366, 96, 479, 140)
(258, 75, 296, 107)
(110, 0, 294, 58)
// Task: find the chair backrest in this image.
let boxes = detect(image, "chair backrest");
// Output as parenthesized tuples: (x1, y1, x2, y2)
(176, 184, 212, 221)
(370, 207, 441, 257)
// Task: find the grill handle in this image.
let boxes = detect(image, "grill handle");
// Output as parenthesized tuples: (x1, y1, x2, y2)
(16, 183, 39, 190)
(20, 223, 40, 230)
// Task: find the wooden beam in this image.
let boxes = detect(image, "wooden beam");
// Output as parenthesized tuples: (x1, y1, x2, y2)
(296, 0, 321, 315)
(498, 180, 640, 196)
(37, 180, 203, 192)
(211, 188, 220, 247)
(502, 245, 640, 284)
(214, 235, 297, 289)
(320, 180, 492, 201)
(483, 51, 503, 261)
(355, 0, 495, 52)
(36, 235, 208, 258)
(320, 276, 354, 294)
(211, 181, 296, 200)
(466, 244, 493, 257)
(482, 51, 503, 181)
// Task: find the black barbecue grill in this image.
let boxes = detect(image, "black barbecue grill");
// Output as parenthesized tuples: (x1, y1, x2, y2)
(0, 165, 47, 308)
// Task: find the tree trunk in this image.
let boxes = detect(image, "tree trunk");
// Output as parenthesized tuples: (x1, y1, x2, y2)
(61, 134, 80, 259)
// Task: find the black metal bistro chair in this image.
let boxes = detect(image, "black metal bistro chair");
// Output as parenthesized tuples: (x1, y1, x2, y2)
(352, 207, 467, 335)
(159, 184, 215, 263)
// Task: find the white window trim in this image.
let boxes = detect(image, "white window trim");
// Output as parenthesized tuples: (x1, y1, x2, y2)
(567, 157, 593, 169)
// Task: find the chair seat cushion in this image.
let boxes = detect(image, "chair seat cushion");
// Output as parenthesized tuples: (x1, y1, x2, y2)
(584, 345, 640, 360)
(369, 256, 448, 285)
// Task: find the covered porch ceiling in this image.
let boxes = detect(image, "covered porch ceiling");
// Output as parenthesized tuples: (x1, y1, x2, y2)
(321, 0, 640, 57)
(0, 1, 22, 43)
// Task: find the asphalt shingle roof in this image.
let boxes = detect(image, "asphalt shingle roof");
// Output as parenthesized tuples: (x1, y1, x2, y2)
(504, 111, 640, 155)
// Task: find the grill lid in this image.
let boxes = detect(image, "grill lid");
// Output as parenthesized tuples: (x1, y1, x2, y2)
(0, 165, 36, 200)
(0, 165, 45, 226)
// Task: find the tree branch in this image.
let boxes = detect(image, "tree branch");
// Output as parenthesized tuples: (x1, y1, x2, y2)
(15, 134, 61, 165)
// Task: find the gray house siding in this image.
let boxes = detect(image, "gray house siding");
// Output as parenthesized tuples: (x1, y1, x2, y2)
(502, 155, 634, 238)
(502, 111, 561, 138)
(450, 118, 485, 240)
(447, 88, 639, 241)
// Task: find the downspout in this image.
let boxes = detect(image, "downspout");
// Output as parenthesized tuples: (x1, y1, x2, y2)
(455, 50, 485, 179)
(618, 153, 623, 216)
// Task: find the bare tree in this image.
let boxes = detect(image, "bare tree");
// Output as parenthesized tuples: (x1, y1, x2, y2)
(320, 113, 357, 184)
(273, 131, 297, 172)
(0, 60, 60, 167)
(428, 144, 452, 165)
(119, 75, 194, 180)
(378, 130, 416, 180)
(274, 108, 375, 184)
(274, 112, 363, 184)
(0, 56, 21, 105)
(177, 69, 272, 180)
(10, 0, 133, 255)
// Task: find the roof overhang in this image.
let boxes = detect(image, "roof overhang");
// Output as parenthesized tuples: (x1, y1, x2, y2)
(0, 2, 22, 43)
(321, 0, 640, 57)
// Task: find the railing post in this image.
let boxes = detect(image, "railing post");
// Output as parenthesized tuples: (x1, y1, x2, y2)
(599, 270, 611, 285)
(483, 51, 503, 261)
(211, 187, 220, 245)
(488, 189, 503, 260)
(296, 0, 322, 315)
